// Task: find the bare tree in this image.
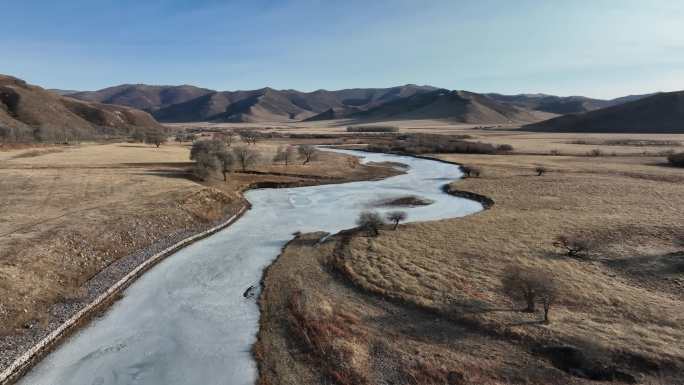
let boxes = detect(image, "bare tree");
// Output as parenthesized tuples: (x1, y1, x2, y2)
(298, 144, 318, 165)
(224, 130, 237, 146)
(386, 211, 407, 230)
(190, 139, 225, 160)
(535, 166, 547, 176)
(216, 151, 234, 182)
(145, 130, 165, 148)
(131, 130, 146, 143)
(554, 235, 592, 258)
(461, 165, 481, 178)
(273, 145, 296, 166)
(501, 265, 558, 322)
(537, 278, 558, 323)
(233, 145, 260, 171)
(192, 152, 219, 181)
(356, 211, 384, 237)
(238, 129, 259, 145)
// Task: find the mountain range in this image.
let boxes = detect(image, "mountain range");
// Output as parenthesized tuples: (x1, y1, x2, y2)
(67, 83, 657, 126)
(3, 74, 682, 136)
(485, 93, 654, 115)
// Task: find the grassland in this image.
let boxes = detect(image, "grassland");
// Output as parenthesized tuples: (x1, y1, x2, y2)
(256, 128, 684, 384)
(0, 138, 398, 372)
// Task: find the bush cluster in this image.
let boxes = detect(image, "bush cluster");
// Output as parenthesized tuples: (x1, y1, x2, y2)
(346, 126, 399, 133)
(366, 133, 511, 155)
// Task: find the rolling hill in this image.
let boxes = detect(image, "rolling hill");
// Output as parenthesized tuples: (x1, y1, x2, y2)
(486, 93, 653, 115)
(344, 89, 551, 124)
(523, 91, 684, 133)
(70, 84, 215, 113)
(72, 84, 438, 123)
(0, 75, 164, 142)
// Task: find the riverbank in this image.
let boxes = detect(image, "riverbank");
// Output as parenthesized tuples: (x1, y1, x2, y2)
(0, 141, 401, 381)
(255, 151, 684, 384)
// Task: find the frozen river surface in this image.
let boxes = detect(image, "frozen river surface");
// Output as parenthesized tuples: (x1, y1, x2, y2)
(18, 149, 483, 385)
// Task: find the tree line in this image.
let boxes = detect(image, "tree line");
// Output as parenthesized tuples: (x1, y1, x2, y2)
(189, 138, 320, 181)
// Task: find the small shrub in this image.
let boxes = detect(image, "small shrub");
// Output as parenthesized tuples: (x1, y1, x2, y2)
(667, 152, 684, 167)
(385, 211, 407, 230)
(356, 211, 384, 237)
(461, 165, 481, 178)
(144, 130, 165, 147)
(496, 144, 514, 153)
(588, 148, 604, 157)
(535, 166, 547, 176)
(297, 144, 318, 165)
(554, 235, 593, 258)
(346, 126, 398, 133)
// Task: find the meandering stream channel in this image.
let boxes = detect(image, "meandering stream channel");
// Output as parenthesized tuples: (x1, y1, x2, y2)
(17, 149, 483, 385)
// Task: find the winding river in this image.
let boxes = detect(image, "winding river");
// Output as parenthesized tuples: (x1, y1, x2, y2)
(17, 149, 483, 385)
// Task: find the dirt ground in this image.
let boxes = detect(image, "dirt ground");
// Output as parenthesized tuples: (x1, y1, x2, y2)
(0, 138, 398, 372)
(256, 129, 684, 384)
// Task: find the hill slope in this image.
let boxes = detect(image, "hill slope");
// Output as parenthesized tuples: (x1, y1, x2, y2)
(486, 93, 653, 115)
(347, 89, 549, 124)
(70, 84, 215, 113)
(73, 84, 438, 123)
(0, 75, 163, 142)
(524, 91, 684, 133)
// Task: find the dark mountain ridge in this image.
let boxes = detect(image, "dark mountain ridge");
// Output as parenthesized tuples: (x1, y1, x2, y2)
(523, 91, 684, 133)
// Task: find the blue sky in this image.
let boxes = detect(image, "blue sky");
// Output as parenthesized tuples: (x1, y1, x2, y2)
(2, 0, 684, 98)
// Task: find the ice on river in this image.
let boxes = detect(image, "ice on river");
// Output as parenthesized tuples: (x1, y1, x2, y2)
(16, 149, 483, 385)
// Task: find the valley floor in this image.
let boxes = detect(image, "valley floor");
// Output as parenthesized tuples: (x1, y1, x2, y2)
(256, 139, 684, 384)
(0, 139, 397, 373)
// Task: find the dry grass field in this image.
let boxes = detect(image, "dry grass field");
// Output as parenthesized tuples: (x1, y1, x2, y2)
(256, 129, 684, 384)
(0, 138, 397, 349)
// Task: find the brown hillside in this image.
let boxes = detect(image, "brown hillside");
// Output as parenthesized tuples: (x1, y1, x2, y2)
(349, 89, 551, 124)
(524, 91, 684, 133)
(0, 75, 163, 142)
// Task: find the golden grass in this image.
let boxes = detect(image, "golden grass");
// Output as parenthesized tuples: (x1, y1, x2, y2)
(340, 152, 684, 366)
(257, 138, 684, 384)
(0, 139, 396, 334)
(256, 233, 561, 384)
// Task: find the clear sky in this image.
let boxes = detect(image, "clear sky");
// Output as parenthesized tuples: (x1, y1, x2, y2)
(2, 0, 683, 98)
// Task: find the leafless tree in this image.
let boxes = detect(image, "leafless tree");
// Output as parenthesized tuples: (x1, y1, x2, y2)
(131, 130, 146, 143)
(233, 145, 260, 171)
(537, 278, 558, 323)
(224, 130, 237, 146)
(190, 139, 224, 159)
(298, 144, 318, 165)
(192, 152, 219, 181)
(554, 235, 592, 258)
(461, 165, 481, 178)
(535, 166, 547, 176)
(273, 145, 296, 166)
(216, 151, 234, 182)
(386, 211, 407, 230)
(144, 130, 165, 147)
(239, 129, 259, 145)
(501, 265, 558, 322)
(356, 211, 384, 237)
